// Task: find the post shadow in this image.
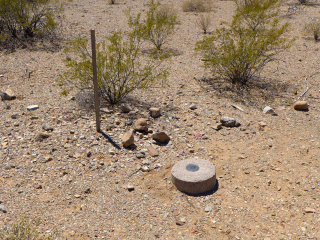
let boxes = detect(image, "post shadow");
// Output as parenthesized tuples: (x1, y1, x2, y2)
(99, 130, 121, 149)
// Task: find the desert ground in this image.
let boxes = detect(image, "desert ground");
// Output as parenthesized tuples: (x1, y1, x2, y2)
(1, 0, 320, 239)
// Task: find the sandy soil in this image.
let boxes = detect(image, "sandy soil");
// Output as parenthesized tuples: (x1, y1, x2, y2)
(1, 0, 320, 239)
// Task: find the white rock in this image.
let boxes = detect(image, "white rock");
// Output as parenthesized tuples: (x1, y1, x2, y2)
(27, 105, 39, 111)
(263, 106, 277, 116)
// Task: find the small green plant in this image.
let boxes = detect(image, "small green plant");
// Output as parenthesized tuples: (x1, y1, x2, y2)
(0, 0, 68, 51)
(195, 0, 293, 85)
(62, 18, 168, 105)
(196, 13, 212, 34)
(61, 88, 70, 96)
(0, 217, 63, 240)
(182, 0, 212, 12)
(138, 0, 177, 51)
(303, 20, 320, 41)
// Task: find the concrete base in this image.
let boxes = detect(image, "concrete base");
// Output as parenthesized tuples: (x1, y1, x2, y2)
(171, 158, 216, 195)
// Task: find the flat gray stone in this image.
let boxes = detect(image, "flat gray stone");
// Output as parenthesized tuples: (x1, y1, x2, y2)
(42, 123, 53, 131)
(220, 117, 240, 127)
(171, 158, 216, 195)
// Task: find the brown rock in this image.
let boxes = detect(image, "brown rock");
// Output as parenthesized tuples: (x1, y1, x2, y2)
(34, 183, 42, 189)
(149, 107, 161, 118)
(304, 207, 316, 213)
(133, 118, 148, 132)
(294, 101, 308, 111)
(35, 132, 50, 142)
(152, 132, 170, 143)
(258, 121, 267, 130)
(1, 89, 16, 100)
(121, 131, 134, 147)
(176, 221, 185, 226)
(147, 145, 159, 157)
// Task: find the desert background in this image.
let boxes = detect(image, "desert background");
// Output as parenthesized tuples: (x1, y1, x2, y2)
(0, 0, 320, 239)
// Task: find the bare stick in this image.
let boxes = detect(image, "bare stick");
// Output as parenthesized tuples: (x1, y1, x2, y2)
(128, 167, 141, 178)
(231, 104, 247, 113)
(91, 30, 101, 132)
(297, 76, 310, 100)
(298, 72, 320, 100)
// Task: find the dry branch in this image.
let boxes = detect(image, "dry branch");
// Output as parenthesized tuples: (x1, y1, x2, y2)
(298, 72, 320, 100)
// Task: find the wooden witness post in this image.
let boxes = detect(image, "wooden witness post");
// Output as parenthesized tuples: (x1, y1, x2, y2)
(91, 30, 101, 132)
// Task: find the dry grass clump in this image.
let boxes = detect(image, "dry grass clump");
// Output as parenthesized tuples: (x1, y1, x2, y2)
(108, 0, 116, 4)
(182, 0, 213, 12)
(0, 217, 64, 240)
(196, 13, 212, 34)
(303, 20, 320, 41)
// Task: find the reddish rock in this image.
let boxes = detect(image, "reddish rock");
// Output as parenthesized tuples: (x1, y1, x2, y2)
(133, 118, 148, 132)
(294, 101, 308, 111)
(173, 210, 179, 216)
(194, 132, 205, 137)
(152, 132, 170, 143)
(149, 107, 161, 118)
(147, 145, 159, 157)
(176, 221, 185, 226)
(121, 131, 134, 147)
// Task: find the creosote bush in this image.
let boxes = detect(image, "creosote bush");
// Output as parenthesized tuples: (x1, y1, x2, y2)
(303, 20, 320, 41)
(137, 0, 177, 51)
(182, 0, 212, 12)
(196, 13, 212, 34)
(62, 15, 168, 105)
(0, 0, 68, 51)
(195, 0, 293, 85)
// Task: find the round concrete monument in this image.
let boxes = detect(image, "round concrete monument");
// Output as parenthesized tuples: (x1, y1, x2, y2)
(171, 158, 216, 195)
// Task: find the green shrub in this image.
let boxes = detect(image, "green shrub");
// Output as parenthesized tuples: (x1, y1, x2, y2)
(138, 0, 177, 51)
(0, 217, 63, 240)
(196, 13, 212, 34)
(195, 0, 293, 85)
(62, 21, 168, 105)
(182, 0, 212, 12)
(0, 0, 67, 51)
(303, 20, 320, 41)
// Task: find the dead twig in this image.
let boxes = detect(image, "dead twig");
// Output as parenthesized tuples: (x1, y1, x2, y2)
(128, 167, 141, 178)
(298, 72, 320, 100)
(231, 104, 247, 113)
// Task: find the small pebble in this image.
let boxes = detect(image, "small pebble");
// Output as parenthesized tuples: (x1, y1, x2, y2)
(304, 207, 316, 213)
(0, 204, 7, 213)
(176, 221, 185, 226)
(205, 206, 212, 212)
(141, 166, 150, 172)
